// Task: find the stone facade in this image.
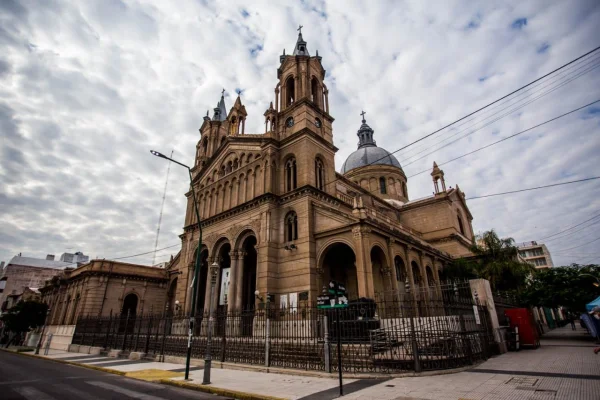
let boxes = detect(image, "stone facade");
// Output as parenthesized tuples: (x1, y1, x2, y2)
(40, 260, 168, 323)
(166, 31, 477, 317)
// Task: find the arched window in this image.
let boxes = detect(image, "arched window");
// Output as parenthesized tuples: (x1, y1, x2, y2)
(121, 293, 139, 318)
(379, 177, 387, 194)
(394, 256, 406, 283)
(285, 157, 297, 191)
(202, 138, 208, 154)
(426, 266, 435, 286)
(457, 212, 465, 235)
(311, 77, 320, 108)
(315, 158, 324, 190)
(285, 76, 295, 107)
(285, 211, 298, 242)
(230, 116, 237, 135)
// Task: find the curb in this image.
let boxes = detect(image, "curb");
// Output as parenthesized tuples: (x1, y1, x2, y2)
(2, 349, 287, 400)
(158, 379, 288, 400)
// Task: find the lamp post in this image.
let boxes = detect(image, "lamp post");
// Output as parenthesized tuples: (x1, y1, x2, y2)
(35, 307, 51, 355)
(580, 273, 600, 288)
(203, 261, 220, 385)
(150, 150, 203, 380)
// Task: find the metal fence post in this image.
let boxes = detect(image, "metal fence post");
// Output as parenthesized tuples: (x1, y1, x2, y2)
(122, 310, 130, 351)
(265, 312, 271, 367)
(323, 314, 331, 372)
(104, 311, 112, 349)
(160, 315, 169, 362)
(145, 315, 152, 354)
(409, 310, 421, 372)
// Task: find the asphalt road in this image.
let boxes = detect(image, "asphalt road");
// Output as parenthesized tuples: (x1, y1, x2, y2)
(0, 351, 229, 400)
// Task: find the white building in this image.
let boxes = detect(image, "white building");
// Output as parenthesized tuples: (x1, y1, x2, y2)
(517, 241, 554, 269)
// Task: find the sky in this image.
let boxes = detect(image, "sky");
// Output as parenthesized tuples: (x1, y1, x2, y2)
(1, 0, 599, 268)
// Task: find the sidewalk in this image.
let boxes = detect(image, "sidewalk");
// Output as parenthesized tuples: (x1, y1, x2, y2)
(18, 324, 600, 400)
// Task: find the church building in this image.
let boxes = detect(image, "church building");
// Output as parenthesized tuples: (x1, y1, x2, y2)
(166, 29, 476, 317)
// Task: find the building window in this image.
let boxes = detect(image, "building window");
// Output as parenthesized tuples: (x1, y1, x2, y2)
(285, 157, 297, 191)
(315, 158, 324, 190)
(286, 116, 294, 127)
(533, 257, 547, 266)
(285, 211, 298, 242)
(314, 118, 322, 128)
(379, 177, 387, 194)
(285, 76, 295, 107)
(457, 213, 465, 235)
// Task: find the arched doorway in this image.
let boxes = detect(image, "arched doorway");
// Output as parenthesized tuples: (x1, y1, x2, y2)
(167, 278, 178, 316)
(240, 235, 257, 337)
(320, 243, 358, 301)
(195, 248, 209, 315)
(120, 293, 138, 333)
(215, 242, 231, 336)
(394, 256, 408, 300)
(370, 246, 388, 301)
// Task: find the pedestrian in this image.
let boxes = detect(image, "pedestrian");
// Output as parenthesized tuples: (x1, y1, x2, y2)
(570, 314, 576, 330)
(591, 307, 600, 355)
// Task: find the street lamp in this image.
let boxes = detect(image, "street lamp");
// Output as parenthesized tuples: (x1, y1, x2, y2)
(203, 261, 220, 385)
(580, 273, 600, 288)
(35, 307, 51, 355)
(150, 150, 203, 380)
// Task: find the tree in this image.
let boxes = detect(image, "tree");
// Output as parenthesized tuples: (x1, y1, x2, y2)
(520, 264, 600, 312)
(445, 230, 534, 291)
(1, 300, 48, 347)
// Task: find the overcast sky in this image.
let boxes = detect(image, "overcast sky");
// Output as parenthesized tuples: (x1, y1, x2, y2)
(1, 0, 599, 268)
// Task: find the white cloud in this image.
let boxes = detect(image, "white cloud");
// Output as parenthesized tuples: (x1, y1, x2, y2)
(1, 0, 599, 267)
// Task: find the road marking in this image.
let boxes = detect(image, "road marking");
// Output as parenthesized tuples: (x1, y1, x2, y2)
(12, 387, 57, 400)
(0, 380, 41, 385)
(86, 380, 167, 399)
(54, 383, 103, 399)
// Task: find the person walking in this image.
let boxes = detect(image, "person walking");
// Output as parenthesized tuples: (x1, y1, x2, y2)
(570, 314, 577, 330)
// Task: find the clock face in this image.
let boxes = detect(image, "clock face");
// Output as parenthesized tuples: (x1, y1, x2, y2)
(287, 117, 294, 127)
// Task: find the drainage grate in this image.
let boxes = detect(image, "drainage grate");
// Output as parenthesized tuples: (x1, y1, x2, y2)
(505, 376, 539, 386)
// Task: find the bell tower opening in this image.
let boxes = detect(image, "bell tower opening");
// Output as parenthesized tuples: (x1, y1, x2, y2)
(285, 76, 295, 107)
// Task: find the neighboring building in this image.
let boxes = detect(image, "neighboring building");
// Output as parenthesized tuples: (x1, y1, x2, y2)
(0, 255, 72, 312)
(40, 259, 168, 324)
(517, 241, 554, 269)
(59, 251, 89, 265)
(3, 287, 41, 310)
(165, 30, 478, 317)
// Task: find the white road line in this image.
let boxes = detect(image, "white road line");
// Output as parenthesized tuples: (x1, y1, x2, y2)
(54, 383, 103, 399)
(86, 381, 167, 400)
(12, 387, 57, 400)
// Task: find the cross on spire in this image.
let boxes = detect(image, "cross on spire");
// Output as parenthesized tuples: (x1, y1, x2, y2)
(221, 88, 225, 96)
(297, 25, 303, 34)
(236, 89, 242, 96)
(360, 110, 366, 122)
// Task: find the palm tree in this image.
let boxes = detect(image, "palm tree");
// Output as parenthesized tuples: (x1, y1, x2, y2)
(444, 230, 534, 291)
(470, 230, 534, 291)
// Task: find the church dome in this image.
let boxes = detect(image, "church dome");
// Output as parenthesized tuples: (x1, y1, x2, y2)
(340, 116, 402, 174)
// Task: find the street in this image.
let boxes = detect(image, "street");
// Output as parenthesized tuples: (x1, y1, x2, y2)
(0, 351, 227, 400)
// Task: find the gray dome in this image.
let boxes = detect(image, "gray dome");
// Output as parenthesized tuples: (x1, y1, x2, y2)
(341, 114, 402, 174)
(341, 145, 402, 174)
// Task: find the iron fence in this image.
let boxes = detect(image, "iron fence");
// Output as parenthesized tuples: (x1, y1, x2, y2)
(73, 286, 494, 374)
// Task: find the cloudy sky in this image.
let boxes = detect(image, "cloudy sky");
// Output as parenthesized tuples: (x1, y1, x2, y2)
(1, 0, 599, 268)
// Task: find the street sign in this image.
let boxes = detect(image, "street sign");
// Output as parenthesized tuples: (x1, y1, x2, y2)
(318, 280, 348, 309)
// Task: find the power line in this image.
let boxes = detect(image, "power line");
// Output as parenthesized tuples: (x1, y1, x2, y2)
(407, 99, 600, 178)
(543, 219, 600, 244)
(108, 243, 182, 261)
(396, 53, 600, 160)
(401, 62, 600, 168)
(466, 176, 600, 200)
(539, 212, 600, 240)
(324, 44, 600, 190)
(554, 235, 600, 252)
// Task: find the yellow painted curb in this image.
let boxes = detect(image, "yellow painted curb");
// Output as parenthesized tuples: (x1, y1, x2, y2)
(158, 378, 289, 400)
(125, 369, 184, 381)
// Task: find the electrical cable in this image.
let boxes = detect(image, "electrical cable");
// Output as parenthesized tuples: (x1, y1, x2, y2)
(466, 176, 600, 200)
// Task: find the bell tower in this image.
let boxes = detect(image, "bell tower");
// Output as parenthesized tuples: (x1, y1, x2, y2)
(274, 26, 333, 143)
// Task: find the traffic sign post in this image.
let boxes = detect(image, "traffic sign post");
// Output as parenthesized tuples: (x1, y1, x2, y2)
(317, 280, 348, 396)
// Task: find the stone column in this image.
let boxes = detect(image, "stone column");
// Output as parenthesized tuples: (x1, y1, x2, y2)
(404, 245, 419, 313)
(203, 257, 214, 315)
(228, 251, 241, 312)
(275, 86, 280, 112)
(387, 239, 399, 294)
(324, 88, 329, 114)
(234, 252, 245, 311)
(352, 226, 370, 298)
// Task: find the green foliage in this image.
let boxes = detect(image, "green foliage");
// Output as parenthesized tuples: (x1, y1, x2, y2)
(520, 264, 600, 312)
(446, 229, 534, 291)
(0, 300, 48, 334)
